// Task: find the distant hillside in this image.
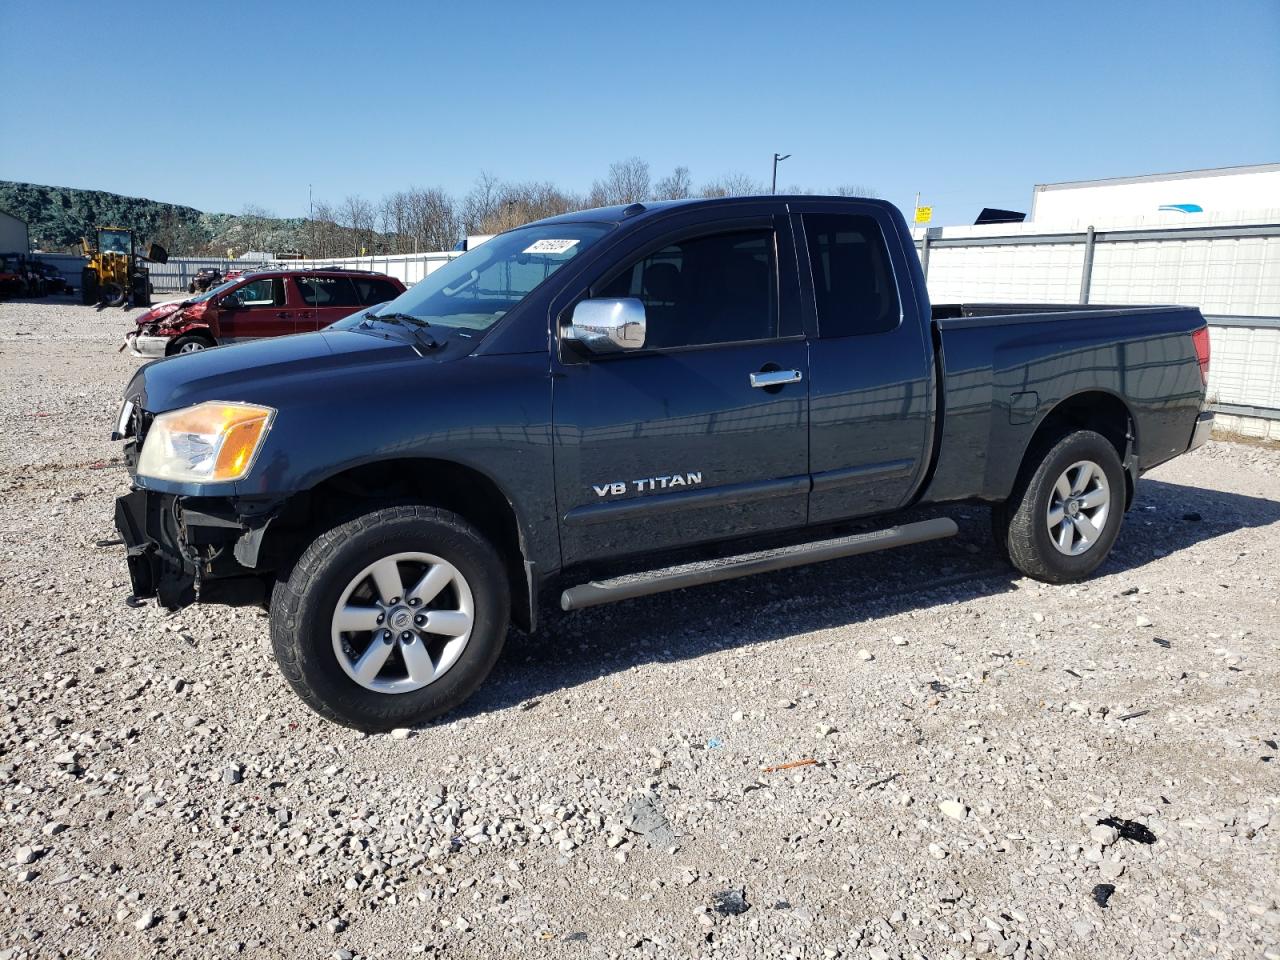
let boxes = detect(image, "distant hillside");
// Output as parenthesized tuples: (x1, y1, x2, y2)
(0, 181, 368, 257)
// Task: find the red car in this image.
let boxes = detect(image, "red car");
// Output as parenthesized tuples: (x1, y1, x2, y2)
(125, 269, 406, 357)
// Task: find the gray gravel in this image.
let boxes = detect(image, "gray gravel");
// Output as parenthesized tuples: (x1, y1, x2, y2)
(2, 296, 1279, 959)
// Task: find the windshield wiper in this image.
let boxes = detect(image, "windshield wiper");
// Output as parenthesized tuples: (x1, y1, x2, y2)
(364, 311, 441, 351)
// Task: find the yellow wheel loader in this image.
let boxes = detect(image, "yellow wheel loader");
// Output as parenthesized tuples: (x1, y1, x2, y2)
(80, 227, 168, 307)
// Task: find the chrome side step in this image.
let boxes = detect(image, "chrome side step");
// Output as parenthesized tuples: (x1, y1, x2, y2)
(560, 517, 958, 612)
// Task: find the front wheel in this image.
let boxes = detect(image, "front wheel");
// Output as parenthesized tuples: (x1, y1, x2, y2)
(997, 429, 1125, 583)
(270, 505, 510, 730)
(166, 333, 214, 355)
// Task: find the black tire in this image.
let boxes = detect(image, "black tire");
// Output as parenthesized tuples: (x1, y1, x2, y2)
(80, 268, 99, 305)
(270, 505, 510, 731)
(188, 283, 196, 294)
(997, 429, 1125, 583)
(166, 333, 215, 356)
(101, 282, 126, 307)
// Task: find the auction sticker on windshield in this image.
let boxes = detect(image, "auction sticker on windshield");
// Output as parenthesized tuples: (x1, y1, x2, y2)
(523, 238, 580, 255)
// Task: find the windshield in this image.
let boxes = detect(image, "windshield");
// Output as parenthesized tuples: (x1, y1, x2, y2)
(190, 278, 240, 303)
(367, 222, 610, 332)
(99, 230, 130, 255)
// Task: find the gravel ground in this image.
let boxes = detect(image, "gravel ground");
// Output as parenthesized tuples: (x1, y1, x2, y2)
(2, 296, 1278, 960)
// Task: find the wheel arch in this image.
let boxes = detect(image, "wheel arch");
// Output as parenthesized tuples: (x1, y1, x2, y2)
(1015, 389, 1138, 508)
(260, 457, 538, 631)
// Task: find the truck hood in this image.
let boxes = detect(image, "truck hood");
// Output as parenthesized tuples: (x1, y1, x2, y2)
(128, 328, 434, 414)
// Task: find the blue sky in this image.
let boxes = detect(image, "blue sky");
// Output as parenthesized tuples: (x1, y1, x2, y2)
(2, 0, 1277, 225)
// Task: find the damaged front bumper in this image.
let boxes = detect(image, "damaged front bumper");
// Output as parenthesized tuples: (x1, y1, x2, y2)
(114, 487, 278, 609)
(123, 332, 169, 358)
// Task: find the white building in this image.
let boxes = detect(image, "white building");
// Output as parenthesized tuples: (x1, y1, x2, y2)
(0, 210, 29, 253)
(1031, 162, 1280, 227)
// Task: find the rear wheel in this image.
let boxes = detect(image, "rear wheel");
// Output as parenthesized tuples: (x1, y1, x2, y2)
(166, 333, 214, 355)
(997, 429, 1125, 583)
(270, 505, 510, 731)
(80, 268, 99, 305)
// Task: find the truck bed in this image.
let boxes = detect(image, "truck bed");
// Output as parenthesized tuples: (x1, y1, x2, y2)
(923, 302, 1208, 504)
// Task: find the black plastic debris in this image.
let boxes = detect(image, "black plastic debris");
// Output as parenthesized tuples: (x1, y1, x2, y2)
(1153, 637, 1171, 649)
(1092, 883, 1116, 908)
(1099, 816, 1157, 844)
(563, 932, 587, 942)
(712, 889, 750, 916)
(772, 900, 792, 910)
(1117, 710, 1149, 721)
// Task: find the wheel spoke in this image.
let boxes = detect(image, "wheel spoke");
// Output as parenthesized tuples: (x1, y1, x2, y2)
(400, 639, 437, 685)
(1047, 504, 1065, 528)
(1056, 520, 1074, 551)
(352, 637, 394, 685)
(407, 563, 454, 606)
(421, 610, 472, 638)
(1073, 513, 1100, 543)
(1054, 474, 1072, 502)
(334, 604, 382, 633)
(1070, 464, 1092, 496)
(369, 558, 404, 605)
(1078, 487, 1108, 510)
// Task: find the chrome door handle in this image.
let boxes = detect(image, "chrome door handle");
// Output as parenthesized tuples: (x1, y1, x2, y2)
(749, 369, 803, 388)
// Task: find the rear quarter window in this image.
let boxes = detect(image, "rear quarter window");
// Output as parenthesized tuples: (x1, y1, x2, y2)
(294, 276, 361, 307)
(802, 213, 901, 337)
(353, 277, 400, 305)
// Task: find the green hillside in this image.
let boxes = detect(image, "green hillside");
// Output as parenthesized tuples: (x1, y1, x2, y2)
(0, 181, 347, 256)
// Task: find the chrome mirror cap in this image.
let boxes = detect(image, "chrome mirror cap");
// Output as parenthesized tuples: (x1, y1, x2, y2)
(566, 298, 646, 353)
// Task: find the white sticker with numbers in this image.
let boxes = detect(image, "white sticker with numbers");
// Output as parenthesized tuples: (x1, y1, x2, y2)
(522, 238, 580, 255)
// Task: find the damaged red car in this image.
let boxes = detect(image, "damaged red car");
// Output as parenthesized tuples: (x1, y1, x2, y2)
(124, 268, 406, 357)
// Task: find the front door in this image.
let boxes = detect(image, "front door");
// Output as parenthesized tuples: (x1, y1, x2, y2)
(216, 276, 291, 342)
(552, 215, 809, 567)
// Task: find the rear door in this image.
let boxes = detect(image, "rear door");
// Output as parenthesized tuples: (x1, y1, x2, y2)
(215, 276, 291, 342)
(792, 203, 934, 521)
(292, 275, 363, 330)
(551, 206, 809, 566)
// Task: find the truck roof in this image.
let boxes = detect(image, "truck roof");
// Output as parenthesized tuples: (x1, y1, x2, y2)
(538, 195, 900, 227)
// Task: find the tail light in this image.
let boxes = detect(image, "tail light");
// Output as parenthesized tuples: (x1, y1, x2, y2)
(1191, 327, 1210, 386)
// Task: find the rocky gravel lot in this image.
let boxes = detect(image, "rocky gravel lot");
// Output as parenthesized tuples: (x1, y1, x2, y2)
(1, 296, 1278, 960)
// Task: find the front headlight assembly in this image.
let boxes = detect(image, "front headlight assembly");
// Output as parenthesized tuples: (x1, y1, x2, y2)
(136, 401, 275, 483)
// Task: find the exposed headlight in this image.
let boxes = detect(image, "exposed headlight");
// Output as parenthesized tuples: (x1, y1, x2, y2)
(137, 401, 275, 483)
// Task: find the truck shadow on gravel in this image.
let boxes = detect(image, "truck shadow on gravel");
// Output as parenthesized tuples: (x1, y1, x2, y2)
(453, 479, 1280, 720)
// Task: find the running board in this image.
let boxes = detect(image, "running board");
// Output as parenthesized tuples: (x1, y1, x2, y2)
(559, 517, 959, 612)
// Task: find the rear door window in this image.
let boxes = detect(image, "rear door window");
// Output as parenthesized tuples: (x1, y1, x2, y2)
(802, 214, 900, 337)
(353, 277, 400, 305)
(294, 276, 361, 308)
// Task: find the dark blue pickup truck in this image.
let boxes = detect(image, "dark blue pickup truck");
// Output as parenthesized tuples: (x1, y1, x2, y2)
(112, 196, 1213, 729)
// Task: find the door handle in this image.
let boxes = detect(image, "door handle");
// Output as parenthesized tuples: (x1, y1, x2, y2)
(276, 311, 292, 319)
(749, 369, 803, 388)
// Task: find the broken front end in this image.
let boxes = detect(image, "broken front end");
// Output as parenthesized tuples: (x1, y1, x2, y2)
(112, 398, 281, 610)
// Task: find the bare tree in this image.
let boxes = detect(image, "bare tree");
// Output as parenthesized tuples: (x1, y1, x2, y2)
(237, 203, 275, 253)
(835, 184, 878, 198)
(591, 157, 651, 205)
(404, 186, 459, 251)
(653, 166, 693, 200)
(339, 195, 376, 254)
(699, 172, 765, 198)
(461, 171, 503, 235)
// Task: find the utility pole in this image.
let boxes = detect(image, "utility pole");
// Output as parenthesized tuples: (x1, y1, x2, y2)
(772, 153, 791, 194)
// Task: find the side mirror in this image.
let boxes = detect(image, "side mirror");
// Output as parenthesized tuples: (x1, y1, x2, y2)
(220, 295, 241, 310)
(565, 298, 646, 354)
